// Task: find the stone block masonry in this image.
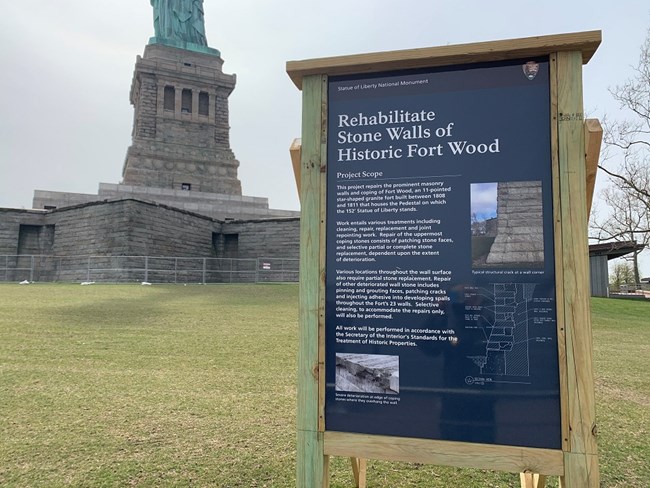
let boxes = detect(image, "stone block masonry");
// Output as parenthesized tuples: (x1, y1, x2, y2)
(122, 43, 242, 195)
(0, 209, 50, 255)
(486, 181, 545, 266)
(30, 39, 300, 225)
(217, 218, 300, 260)
(45, 200, 221, 258)
(0, 200, 300, 282)
(13, 34, 301, 276)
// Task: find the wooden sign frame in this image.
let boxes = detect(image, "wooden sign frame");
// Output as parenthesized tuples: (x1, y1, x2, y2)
(287, 31, 601, 488)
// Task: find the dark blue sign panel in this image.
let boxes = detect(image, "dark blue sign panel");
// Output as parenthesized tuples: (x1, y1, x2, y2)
(325, 59, 561, 449)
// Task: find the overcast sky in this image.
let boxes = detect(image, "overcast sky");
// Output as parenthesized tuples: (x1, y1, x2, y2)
(1, 1, 649, 273)
(471, 183, 498, 222)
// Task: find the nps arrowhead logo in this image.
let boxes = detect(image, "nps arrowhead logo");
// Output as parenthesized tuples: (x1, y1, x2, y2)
(522, 61, 540, 80)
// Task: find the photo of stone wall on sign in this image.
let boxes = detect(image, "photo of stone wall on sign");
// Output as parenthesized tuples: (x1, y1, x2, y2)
(335, 353, 399, 394)
(471, 181, 544, 268)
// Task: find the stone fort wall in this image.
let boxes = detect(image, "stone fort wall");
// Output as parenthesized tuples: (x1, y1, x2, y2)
(0, 200, 300, 282)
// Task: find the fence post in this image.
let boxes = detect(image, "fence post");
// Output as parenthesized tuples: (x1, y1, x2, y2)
(87, 256, 91, 282)
(30, 255, 35, 282)
(174, 258, 178, 284)
(202, 258, 206, 285)
(144, 256, 149, 283)
(255, 258, 260, 283)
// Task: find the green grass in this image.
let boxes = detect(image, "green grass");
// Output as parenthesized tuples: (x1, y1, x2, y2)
(589, 298, 650, 488)
(0, 285, 647, 487)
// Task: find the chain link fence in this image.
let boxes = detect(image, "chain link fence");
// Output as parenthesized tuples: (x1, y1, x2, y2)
(0, 255, 298, 284)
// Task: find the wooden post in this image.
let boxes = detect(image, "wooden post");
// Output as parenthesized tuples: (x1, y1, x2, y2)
(290, 138, 302, 196)
(584, 119, 603, 216)
(350, 457, 367, 488)
(296, 74, 328, 488)
(554, 51, 600, 488)
(520, 472, 547, 488)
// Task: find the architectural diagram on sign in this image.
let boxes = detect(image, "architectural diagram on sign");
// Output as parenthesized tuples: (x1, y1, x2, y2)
(469, 283, 536, 377)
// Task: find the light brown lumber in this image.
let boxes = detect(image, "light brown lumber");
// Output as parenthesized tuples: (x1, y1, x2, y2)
(290, 138, 302, 195)
(550, 53, 571, 456)
(296, 74, 328, 488)
(350, 458, 367, 488)
(287, 31, 601, 89)
(317, 76, 328, 434)
(560, 452, 599, 488)
(584, 119, 603, 216)
(520, 472, 547, 488)
(555, 50, 599, 488)
(325, 432, 565, 475)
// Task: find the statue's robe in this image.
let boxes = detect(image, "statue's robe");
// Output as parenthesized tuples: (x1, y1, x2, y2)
(151, 0, 206, 46)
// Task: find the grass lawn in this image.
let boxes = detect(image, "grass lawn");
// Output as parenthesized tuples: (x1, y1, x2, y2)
(0, 285, 647, 487)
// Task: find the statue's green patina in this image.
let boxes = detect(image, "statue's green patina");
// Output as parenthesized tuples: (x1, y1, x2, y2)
(150, 0, 213, 52)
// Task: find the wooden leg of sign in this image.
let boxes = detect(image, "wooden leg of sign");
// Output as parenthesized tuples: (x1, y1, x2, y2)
(555, 51, 600, 488)
(520, 472, 547, 488)
(297, 431, 328, 488)
(358, 458, 367, 488)
(324, 454, 330, 487)
(296, 74, 329, 488)
(560, 452, 600, 488)
(350, 457, 367, 488)
(350, 458, 360, 486)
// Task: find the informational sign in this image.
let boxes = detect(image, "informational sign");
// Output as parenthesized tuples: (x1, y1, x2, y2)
(325, 59, 561, 449)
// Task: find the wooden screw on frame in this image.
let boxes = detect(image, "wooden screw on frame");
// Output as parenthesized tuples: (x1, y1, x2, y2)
(288, 31, 602, 488)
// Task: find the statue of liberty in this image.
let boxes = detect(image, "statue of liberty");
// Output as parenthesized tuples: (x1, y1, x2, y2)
(151, 0, 208, 46)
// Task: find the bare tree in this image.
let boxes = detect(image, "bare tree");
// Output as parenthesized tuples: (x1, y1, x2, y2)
(591, 177, 650, 284)
(471, 212, 486, 236)
(593, 28, 650, 282)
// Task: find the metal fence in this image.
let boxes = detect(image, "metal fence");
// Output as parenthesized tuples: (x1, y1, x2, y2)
(0, 255, 299, 284)
(613, 283, 650, 294)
